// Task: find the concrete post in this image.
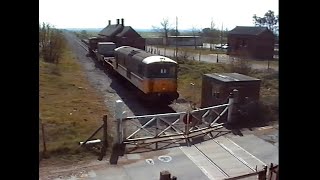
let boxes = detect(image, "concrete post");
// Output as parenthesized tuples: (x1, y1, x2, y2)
(115, 100, 124, 144)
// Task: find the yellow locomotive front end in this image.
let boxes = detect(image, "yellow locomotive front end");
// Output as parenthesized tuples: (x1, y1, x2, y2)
(141, 57, 179, 102)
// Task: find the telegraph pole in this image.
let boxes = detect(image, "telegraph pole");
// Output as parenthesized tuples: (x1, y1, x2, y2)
(220, 23, 223, 48)
(217, 23, 223, 63)
(175, 16, 178, 59)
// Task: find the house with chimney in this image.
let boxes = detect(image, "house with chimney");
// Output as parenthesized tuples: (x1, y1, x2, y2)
(98, 18, 146, 50)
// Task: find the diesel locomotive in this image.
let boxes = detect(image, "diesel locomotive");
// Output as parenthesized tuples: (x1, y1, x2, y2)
(86, 38, 179, 104)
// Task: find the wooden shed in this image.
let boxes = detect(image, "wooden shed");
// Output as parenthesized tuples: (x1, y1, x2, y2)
(227, 26, 275, 60)
(200, 73, 261, 108)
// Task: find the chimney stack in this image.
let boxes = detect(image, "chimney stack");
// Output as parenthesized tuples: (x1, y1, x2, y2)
(116, 19, 120, 25)
(108, 20, 111, 25)
(121, 18, 124, 26)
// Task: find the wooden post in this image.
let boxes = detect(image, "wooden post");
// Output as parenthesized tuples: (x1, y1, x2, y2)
(258, 166, 267, 180)
(275, 168, 279, 180)
(268, 163, 273, 180)
(40, 119, 47, 158)
(98, 115, 108, 161)
(156, 118, 159, 149)
(160, 170, 171, 180)
(186, 112, 190, 146)
(216, 53, 219, 63)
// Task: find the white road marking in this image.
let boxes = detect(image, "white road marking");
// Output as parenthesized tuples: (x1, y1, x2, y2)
(224, 137, 267, 166)
(158, 155, 172, 163)
(179, 146, 216, 180)
(146, 158, 155, 165)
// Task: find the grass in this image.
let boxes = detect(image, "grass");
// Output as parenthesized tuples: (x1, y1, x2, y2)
(39, 45, 112, 157)
(250, 59, 279, 68)
(177, 60, 229, 105)
(177, 59, 279, 122)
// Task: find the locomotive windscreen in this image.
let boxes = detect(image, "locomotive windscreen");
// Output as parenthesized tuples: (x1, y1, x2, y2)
(146, 63, 177, 78)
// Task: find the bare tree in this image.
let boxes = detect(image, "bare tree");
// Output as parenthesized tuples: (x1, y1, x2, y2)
(152, 18, 171, 46)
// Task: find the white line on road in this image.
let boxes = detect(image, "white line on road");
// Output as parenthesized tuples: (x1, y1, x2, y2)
(224, 137, 267, 166)
(167, 135, 217, 180)
(179, 146, 217, 180)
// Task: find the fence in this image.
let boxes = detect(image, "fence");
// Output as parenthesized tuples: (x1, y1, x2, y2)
(113, 90, 238, 154)
(79, 90, 239, 161)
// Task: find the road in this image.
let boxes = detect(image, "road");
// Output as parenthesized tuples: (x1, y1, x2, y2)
(146, 45, 278, 71)
(40, 133, 277, 180)
(39, 31, 278, 180)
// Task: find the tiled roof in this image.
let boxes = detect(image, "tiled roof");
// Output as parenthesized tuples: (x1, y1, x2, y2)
(228, 26, 270, 36)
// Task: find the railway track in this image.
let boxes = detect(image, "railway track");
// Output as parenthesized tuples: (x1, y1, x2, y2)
(74, 37, 89, 51)
(181, 135, 266, 179)
(71, 33, 267, 179)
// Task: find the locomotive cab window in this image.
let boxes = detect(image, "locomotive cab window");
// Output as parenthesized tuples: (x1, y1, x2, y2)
(146, 63, 177, 78)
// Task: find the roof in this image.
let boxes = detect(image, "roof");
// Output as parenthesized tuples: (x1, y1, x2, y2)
(228, 26, 271, 36)
(99, 24, 123, 37)
(115, 46, 177, 65)
(204, 73, 260, 82)
(99, 24, 141, 38)
(116, 26, 142, 38)
(142, 56, 177, 64)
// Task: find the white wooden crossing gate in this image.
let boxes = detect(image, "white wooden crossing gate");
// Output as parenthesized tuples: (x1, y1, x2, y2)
(115, 91, 237, 153)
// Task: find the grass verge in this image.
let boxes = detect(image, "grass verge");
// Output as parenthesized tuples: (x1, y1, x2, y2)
(39, 45, 112, 158)
(177, 59, 278, 122)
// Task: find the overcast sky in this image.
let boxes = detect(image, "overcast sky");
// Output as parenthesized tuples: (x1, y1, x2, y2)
(39, 0, 278, 30)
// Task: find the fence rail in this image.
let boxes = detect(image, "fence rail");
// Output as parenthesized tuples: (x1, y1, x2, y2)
(115, 90, 238, 152)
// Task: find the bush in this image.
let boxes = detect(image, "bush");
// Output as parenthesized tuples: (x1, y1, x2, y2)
(229, 57, 252, 75)
(178, 49, 190, 61)
(39, 23, 65, 64)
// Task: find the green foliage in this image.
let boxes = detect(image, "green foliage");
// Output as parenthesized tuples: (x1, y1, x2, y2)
(200, 28, 228, 44)
(77, 30, 89, 39)
(253, 10, 279, 34)
(176, 59, 278, 122)
(39, 22, 66, 64)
